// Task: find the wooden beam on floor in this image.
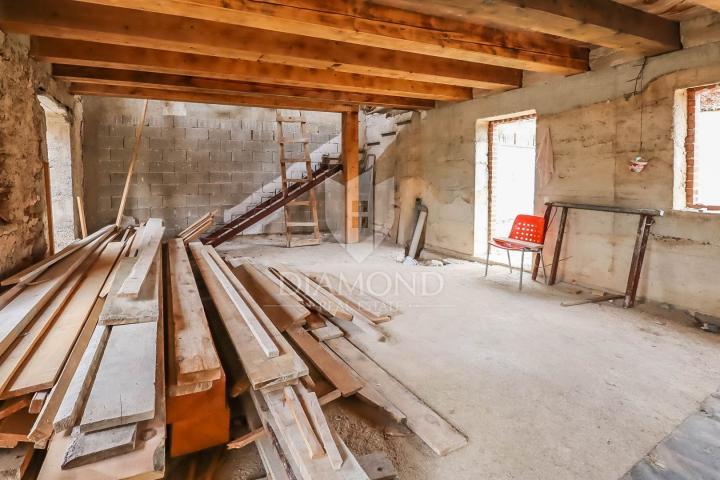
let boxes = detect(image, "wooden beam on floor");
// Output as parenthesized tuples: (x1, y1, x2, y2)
(68, 0, 590, 74)
(51, 66, 436, 110)
(1, 0, 522, 90)
(383, 0, 681, 55)
(342, 110, 360, 245)
(31, 38, 473, 101)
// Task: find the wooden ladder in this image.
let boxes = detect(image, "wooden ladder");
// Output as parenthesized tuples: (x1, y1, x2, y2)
(277, 110, 321, 248)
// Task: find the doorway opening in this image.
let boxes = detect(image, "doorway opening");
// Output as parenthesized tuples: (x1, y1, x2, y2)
(39, 95, 75, 253)
(474, 114, 537, 264)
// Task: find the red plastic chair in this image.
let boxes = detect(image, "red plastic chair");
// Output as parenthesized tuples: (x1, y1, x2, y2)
(484, 214, 547, 290)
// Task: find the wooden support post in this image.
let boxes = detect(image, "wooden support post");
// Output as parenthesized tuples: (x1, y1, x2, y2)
(42, 161, 54, 256)
(342, 110, 360, 244)
(624, 215, 654, 308)
(532, 203, 553, 281)
(548, 206, 568, 286)
(76, 196, 88, 238)
(115, 100, 148, 227)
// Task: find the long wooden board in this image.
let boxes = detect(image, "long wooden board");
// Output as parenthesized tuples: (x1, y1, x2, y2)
(189, 244, 306, 390)
(99, 255, 160, 326)
(234, 261, 310, 331)
(62, 423, 137, 469)
(262, 387, 369, 480)
(274, 267, 353, 321)
(308, 273, 396, 322)
(285, 327, 362, 397)
(326, 338, 467, 456)
(79, 322, 157, 433)
(167, 239, 221, 386)
(37, 273, 166, 480)
(4, 242, 123, 399)
(51, 324, 110, 434)
(0, 225, 114, 287)
(0, 232, 110, 360)
(117, 218, 164, 298)
(0, 443, 33, 479)
(0, 252, 95, 395)
(202, 248, 279, 358)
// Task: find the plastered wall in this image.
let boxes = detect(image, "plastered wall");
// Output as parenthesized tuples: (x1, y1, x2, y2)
(377, 30, 720, 315)
(81, 98, 341, 237)
(0, 31, 82, 278)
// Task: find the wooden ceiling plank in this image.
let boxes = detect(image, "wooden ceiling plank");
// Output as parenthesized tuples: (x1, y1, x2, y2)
(51, 65, 436, 109)
(0, 0, 521, 89)
(68, 0, 589, 74)
(371, 0, 681, 54)
(67, 83, 358, 113)
(31, 38, 472, 101)
(686, 0, 720, 11)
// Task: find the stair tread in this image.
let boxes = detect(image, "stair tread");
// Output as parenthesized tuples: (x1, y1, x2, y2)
(289, 238, 321, 247)
(278, 138, 310, 144)
(277, 116, 306, 123)
(287, 200, 313, 206)
(286, 221, 318, 227)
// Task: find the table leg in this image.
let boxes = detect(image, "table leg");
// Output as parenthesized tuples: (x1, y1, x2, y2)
(532, 203, 553, 281)
(548, 207, 568, 286)
(624, 214, 654, 308)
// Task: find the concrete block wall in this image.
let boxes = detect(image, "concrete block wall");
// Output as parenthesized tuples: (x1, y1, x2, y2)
(374, 28, 720, 315)
(82, 98, 341, 237)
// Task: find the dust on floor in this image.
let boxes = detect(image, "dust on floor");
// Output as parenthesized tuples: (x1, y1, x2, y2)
(210, 234, 720, 480)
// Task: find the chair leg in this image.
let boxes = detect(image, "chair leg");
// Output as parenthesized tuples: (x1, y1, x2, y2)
(540, 251, 548, 284)
(519, 250, 525, 290)
(484, 244, 491, 277)
(506, 250, 512, 274)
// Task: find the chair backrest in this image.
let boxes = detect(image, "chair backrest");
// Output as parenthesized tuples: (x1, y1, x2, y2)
(509, 214, 546, 244)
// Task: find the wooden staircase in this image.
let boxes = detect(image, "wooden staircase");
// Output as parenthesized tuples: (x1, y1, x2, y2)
(202, 162, 342, 247)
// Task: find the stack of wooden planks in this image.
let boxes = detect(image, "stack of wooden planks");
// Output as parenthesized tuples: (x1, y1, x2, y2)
(166, 238, 229, 457)
(0, 219, 168, 478)
(265, 262, 467, 459)
(195, 253, 466, 478)
(177, 210, 217, 244)
(190, 245, 375, 479)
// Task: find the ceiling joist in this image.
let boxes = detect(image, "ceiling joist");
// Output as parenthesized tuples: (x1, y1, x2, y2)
(52, 65, 436, 110)
(0, 0, 522, 90)
(31, 38, 474, 101)
(67, 0, 590, 74)
(68, 82, 358, 112)
(377, 0, 681, 55)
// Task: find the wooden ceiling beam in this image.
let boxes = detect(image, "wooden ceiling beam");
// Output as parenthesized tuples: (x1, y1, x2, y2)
(687, 0, 720, 11)
(68, 0, 588, 74)
(31, 38, 473, 101)
(0, 0, 522, 90)
(51, 65, 436, 109)
(374, 0, 681, 55)
(67, 83, 357, 112)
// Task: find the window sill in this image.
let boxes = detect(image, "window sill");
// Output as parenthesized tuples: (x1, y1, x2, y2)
(672, 207, 720, 216)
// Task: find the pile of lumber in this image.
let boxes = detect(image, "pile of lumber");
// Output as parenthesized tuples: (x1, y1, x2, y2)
(192, 249, 466, 479)
(190, 244, 372, 479)
(166, 238, 229, 457)
(0, 219, 167, 478)
(177, 210, 216, 244)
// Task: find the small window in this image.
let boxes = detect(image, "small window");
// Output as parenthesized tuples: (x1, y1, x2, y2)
(685, 85, 720, 211)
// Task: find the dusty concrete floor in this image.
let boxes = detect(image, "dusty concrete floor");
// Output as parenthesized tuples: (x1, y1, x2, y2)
(214, 234, 720, 480)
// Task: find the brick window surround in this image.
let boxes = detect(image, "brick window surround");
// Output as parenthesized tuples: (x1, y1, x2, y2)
(685, 84, 720, 211)
(487, 114, 537, 241)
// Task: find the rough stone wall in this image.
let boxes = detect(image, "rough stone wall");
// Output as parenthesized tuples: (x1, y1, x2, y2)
(0, 31, 81, 278)
(377, 32, 720, 315)
(81, 98, 341, 237)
